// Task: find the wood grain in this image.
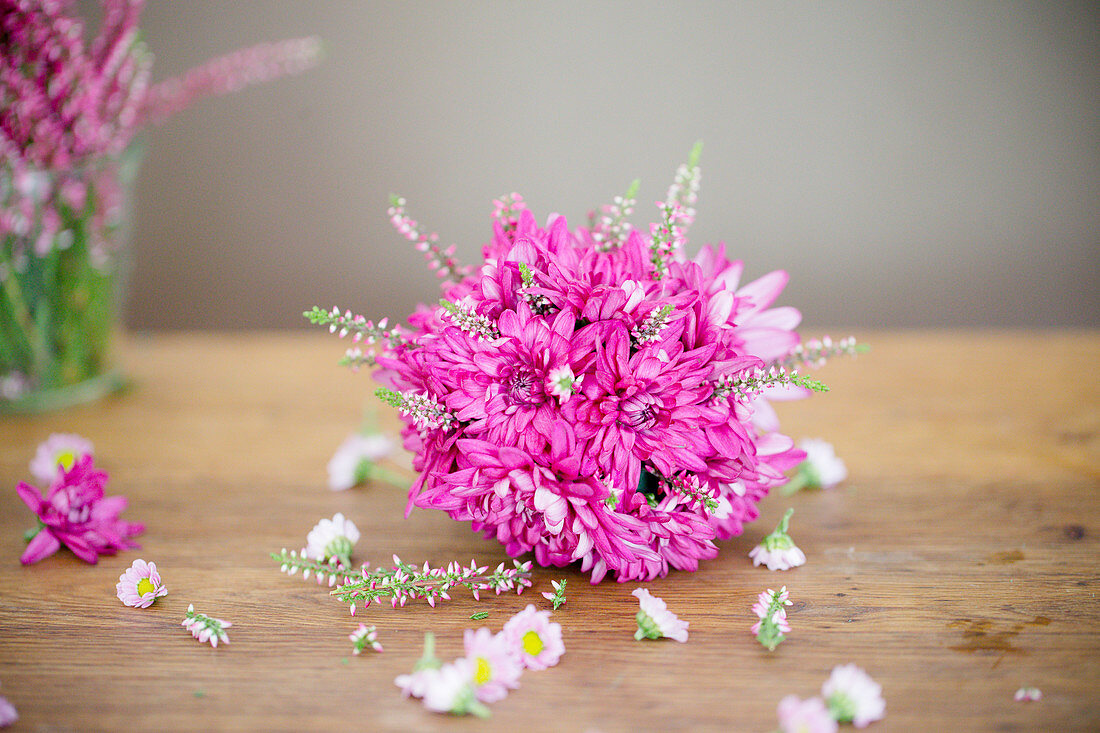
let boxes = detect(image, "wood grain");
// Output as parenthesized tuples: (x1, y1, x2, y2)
(1, 331, 1097, 731)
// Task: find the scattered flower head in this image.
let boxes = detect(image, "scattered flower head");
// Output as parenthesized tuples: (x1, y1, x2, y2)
(464, 627, 523, 703)
(823, 664, 886, 727)
(349, 623, 383, 654)
(752, 586, 793, 651)
(749, 508, 806, 571)
(0, 692, 15, 728)
(1014, 687, 1041, 702)
(115, 558, 167, 608)
(326, 432, 395, 491)
(502, 604, 565, 670)
(305, 512, 359, 566)
(784, 438, 848, 494)
(29, 433, 94, 484)
(541, 579, 568, 610)
(16, 455, 143, 565)
(182, 604, 231, 648)
(396, 634, 489, 718)
(632, 587, 689, 642)
(777, 695, 838, 733)
(395, 632, 443, 699)
(310, 148, 864, 582)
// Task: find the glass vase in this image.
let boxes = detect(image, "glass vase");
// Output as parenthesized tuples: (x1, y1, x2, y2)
(0, 142, 142, 413)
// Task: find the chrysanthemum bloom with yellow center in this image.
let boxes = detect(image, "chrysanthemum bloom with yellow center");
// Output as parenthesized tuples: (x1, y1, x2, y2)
(29, 433, 93, 484)
(115, 558, 167, 608)
(462, 627, 521, 703)
(501, 604, 564, 670)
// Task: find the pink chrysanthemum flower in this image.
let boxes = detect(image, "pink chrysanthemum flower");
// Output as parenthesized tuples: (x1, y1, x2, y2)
(314, 150, 860, 583)
(749, 508, 806, 571)
(632, 587, 689, 642)
(777, 695, 838, 733)
(327, 433, 394, 491)
(16, 455, 143, 565)
(502, 604, 565, 670)
(420, 659, 489, 718)
(29, 433, 93, 484)
(463, 627, 522, 703)
(115, 558, 167, 608)
(823, 664, 885, 727)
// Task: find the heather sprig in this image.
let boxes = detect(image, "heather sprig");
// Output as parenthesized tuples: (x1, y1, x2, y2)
(304, 306, 404, 348)
(375, 388, 457, 431)
(182, 604, 231, 648)
(648, 142, 702, 277)
(388, 195, 473, 281)
(349, 623, 383, 654)
(272, 547, 366, 586)
(541, 579, 567, 610)
(752, 586, 793, 651)
(664, 473, 720, 514)
(332, 557, 534, 613)
(517, 262, 553, 315)
(776, 335, 868, 371)
(491, 193, 526, 233)
(631, 304, 675, 345)
(712, 367, 829, 402)
(439, 299, 500, 340)
(591, 178, 639, 251)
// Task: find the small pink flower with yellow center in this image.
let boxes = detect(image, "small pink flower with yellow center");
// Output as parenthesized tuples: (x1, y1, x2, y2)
(463, 627, 522, 702)
(777, 695, 838, 733)
(502, 604, 565, 670)
(632, 587, 689, 642)
(115, 558, 168, 608)
(29, 433, 93, 484)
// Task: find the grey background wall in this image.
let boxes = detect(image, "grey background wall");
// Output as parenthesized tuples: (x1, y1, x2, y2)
(122, 1, 1098, 330)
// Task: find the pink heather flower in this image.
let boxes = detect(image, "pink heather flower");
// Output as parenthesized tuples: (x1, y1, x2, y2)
(0, 693, 15, 728)
(349, 623, 383, 654)
(777, 695, 838, 733)
(305, 512, 359, 565)
(16, 455, 143, 565)
(752, 586, 793, 650)
(182, 604, 231, 648)
(29, 433, 94, 484)
(1014, 687, 1042, 702)
(502, 604, 565, 670)
(823, 664, 885, 727)
(326, 433, 394, 491)
(632, 587, 689, 642)
(115, 558, 167, 608)
(749, 508, 806, 571)
(463, 627, 522, 703)
(541, 579, 567, 610)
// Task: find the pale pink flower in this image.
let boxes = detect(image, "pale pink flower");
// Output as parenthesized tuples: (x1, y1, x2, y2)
(304, 513, 359, 565)
(0, 689, 15, 728)
(420, 659, 489, 717)
(327, 433, 394, 491)
(823, 664, 885, 727)
(463, 627, 522, 702)
(749, 508, 806, 571)
(29, 433, 94, 484)
(795, 438, 848, 490)
(777, 695, 838, 733)
(502, 604, 565, 670)
(632, 587, 689, 642)
(115, 558, 167, 608)
(1014, 687, 1041, 702)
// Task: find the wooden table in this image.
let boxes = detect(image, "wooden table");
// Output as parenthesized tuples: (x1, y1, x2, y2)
(1, 331, 1097, 731)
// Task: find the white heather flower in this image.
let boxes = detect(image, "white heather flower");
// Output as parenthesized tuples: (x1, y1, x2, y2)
(349, 623, 383, 654)
(29, 433, 94, 484)
(305, 512, 360, 565)
(632, 588, 689, 642)
(796, 438, 848, 489)
(182, 604, 231, 648)
(115, 559, 168, 608)
(463, 627, 522, 703)
(546, 365, 582, 403)
(502, 604, 566, 669)
(823, 664, 886, 727)
(326, 433, 394, 491)
(749, 508, 807, 571)
(1014, 687, 1042, 702)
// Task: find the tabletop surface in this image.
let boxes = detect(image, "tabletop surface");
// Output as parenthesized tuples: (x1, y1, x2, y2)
(1, 330, 1097, 732)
